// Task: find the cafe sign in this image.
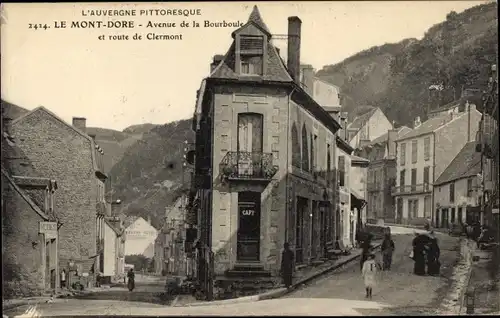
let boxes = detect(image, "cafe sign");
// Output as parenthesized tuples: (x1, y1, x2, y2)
(39, 221, 57, 239)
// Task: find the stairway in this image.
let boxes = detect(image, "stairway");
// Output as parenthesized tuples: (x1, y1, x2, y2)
(215, 265, 278, 299)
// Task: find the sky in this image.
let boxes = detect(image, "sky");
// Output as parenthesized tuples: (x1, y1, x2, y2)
(1, 1, 486, 131)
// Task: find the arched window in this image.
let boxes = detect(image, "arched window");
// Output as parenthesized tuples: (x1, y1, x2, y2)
(310, 133, 314, 172)
(301, 124, 309, 171)
(291, 123, 301, 168)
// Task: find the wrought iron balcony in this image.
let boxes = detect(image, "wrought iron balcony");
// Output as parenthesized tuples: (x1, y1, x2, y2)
(391, 183, 432, 196)
(220, 151, 278, 181)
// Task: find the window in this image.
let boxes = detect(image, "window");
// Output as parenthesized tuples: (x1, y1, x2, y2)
(411, 140, 418, 163)
(400, 169, 406, 188)
(423, 167, 430, 190)
(400, 143, 406, 166)
(411, 168, 417, 191)
(424, 137, 430, 161)
(467, 178, 473, 196)
(301, 124, 309, 171)
(327, 144, 331, 183)
(240, 55, 263, 75)
(408, 199, 419, 219)
(424, 195, 432, 218)
(310, 134, 315, 172)
(449, 183, 455, 202)
(239, 36, 264, 76)
(338, 156, 345, 187)
(291, 123, 301, 168)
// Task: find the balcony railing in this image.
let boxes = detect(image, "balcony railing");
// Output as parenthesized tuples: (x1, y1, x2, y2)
(219, 151, 278, 181)
(391, 183, 432, 196)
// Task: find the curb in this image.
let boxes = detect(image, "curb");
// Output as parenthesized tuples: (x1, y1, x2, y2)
(179, 243, 381, 307)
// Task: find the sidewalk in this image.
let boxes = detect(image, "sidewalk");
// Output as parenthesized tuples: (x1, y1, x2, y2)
(463, 244, 500, 315)
(2, 286, 114, 311)
(174, 241, 382, 307)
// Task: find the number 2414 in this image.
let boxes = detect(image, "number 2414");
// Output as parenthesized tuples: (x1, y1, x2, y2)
(29, 23, 49, 30)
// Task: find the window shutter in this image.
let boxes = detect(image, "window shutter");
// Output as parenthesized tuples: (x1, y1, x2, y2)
(240, 36, 264, 51)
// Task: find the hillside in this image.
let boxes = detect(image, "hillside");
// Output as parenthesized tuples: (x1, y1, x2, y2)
(108, 118, 195, 229)
(316, 2, 498, 126)
(87, 124, 156, 173)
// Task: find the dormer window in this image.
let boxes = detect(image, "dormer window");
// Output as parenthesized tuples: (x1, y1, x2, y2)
(239, 35, 264, 76)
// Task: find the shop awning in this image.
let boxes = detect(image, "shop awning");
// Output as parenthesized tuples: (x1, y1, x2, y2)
(350, 188, 365, 202)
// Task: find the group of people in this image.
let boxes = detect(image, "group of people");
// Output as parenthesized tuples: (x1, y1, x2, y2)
(411, 225, 441, 276)
(465, 222, 496, 249)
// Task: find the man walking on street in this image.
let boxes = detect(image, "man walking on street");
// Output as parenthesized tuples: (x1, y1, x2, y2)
(381, 233, 395, 271)
(281, 242, 295, 289)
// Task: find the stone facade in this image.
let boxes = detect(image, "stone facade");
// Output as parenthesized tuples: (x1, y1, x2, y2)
(10, 107, 101, 269)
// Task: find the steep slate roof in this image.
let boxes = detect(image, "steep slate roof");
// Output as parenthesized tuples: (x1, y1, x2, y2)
(434, 142, 481, 185)
(364, 126, 412, 147)
(11, 106, 107, 178)
(1, 168, 50, 220)
(210, 6, 293, 82)
(347, 108, 377, 131)
(396, 112, 453, 142)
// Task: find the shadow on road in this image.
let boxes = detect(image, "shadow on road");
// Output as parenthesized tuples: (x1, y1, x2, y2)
(71, 290, 174, 305)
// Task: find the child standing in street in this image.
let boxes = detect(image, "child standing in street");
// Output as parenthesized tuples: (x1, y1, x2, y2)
(361, 253, 379, 299)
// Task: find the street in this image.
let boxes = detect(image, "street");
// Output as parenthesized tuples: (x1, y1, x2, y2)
(4, 227, 461, 317)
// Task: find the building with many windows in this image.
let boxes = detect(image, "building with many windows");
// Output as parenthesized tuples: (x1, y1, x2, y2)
(189, 6, 342, 296)
(355, 126, 412, 222)
(393, 102, 482, 226)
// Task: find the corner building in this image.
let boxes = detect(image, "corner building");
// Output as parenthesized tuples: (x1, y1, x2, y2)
(191, 6, 342, 294)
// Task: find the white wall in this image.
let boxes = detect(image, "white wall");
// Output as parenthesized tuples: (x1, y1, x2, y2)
(103, 223, 116, 277)
(124, 218, 158, 258)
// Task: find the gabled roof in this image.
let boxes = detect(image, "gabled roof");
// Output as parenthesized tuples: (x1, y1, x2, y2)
(347, 108, 378, 131)
(1, 168, 50, 220)
(210, 6, 292, 82)
(434, 142, 481, 185)
(396, 112, 453, 142)
(11, 106, 107, 178)
(122, 215, 139, 229)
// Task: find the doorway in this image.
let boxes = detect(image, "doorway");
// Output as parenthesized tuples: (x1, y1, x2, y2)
(319, 203, 327, 259)
(396, 198, 403, 224)
(295, 197, 308, 264)
(237, 192, 261, 262)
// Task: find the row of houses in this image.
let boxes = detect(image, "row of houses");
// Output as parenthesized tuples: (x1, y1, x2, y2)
(1, 101, 126, 297)
(182, 6, 499, 298)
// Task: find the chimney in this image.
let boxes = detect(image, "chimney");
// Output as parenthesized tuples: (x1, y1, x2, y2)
(147, 216, 151, 225)
(72, 117, 86, 132)
(210, 55, 224, 74)
(287, 16, 302, 84)
(387, 129, 399, 158)
(300, 64, 315, 96)
(413, 116, 421, 129)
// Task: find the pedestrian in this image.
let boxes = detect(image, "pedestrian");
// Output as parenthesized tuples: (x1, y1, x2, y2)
(412, 231, 427, 276)
(426, 231, 441, 276)
(127, 268, 135, 291)
(360, 233, 373, 271)
(361, 253, 379, 299)
(280, 242, 295, 288)
(60, 269, 67, 288)
(381, 233, 395, 271)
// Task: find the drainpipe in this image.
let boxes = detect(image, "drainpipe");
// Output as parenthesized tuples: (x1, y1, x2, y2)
(432, 132, 436, 228)
(285, 87, 297, 245)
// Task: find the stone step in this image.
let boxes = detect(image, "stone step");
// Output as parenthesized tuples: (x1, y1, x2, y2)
(225, 269, 271, 277)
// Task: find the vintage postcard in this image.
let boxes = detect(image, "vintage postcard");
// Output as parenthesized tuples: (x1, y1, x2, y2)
(1, 1, 498, 316)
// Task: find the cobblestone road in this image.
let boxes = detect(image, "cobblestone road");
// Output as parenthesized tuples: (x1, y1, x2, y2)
(285, 232, 460, 315)
(3, 228, 461, 317)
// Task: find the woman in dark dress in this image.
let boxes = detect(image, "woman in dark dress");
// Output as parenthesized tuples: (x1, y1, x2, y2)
(426, 232, 441, 276)
(412, 232, 428, 276)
